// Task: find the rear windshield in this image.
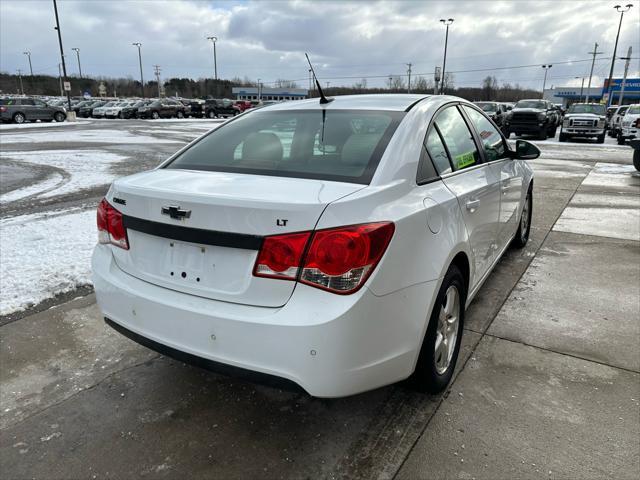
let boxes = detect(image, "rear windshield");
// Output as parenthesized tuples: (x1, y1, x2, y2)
(515, 100, 546, 109)
(567, 104, 605, 115)
(165, 110, 405, 184)
(475, 102, 498, 112)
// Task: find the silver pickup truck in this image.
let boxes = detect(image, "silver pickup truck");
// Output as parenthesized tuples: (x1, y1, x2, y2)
(559, 103, 606, 143)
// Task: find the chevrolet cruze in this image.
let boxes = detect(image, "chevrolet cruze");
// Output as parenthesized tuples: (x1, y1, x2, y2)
(92, 94, 538, 397)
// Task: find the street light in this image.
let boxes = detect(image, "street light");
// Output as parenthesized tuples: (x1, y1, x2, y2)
(575, 76, 585, 103)
(132, 42, 144, 97)
(72, 47, 82, 78)
(604, 4, 633, 107)
(206, 36, 218, 80)
(541, 65, 552, 97)
(257, 78, 262, 101)
(439, 18, 454, 95)
(23, 51, 33, 76)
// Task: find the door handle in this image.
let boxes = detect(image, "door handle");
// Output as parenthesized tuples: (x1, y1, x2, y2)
(465, 199, 480, 212)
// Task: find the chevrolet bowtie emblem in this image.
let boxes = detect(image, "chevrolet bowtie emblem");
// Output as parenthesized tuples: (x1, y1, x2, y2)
(161, 205, 191, 220)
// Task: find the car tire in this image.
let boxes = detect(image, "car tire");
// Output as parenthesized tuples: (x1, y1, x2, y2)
(409, 265, 466, 394)
(617, 133, 625, 145)
(537, 128, 547, 140)
(176, 111, 184, 119)
(117, 112, 122, 119)
(548, 126, 557, 137)
(13, 112, 26, 124)
(151, 111, 160, 120)
(207, 110, 216, 119)
(596, 132, 605, 144)
(512, 186, 532, 248)
(53, 112, 66, 123)
(633, 148, 640, 172)
(559, 131, 567, 142)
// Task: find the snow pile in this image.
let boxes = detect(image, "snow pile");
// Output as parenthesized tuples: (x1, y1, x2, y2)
(0, 209, 97, 315)
(0, 150, 126, 204)
(0, 129, 182, 144)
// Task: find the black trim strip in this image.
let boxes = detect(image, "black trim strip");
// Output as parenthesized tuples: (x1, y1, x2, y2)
(104, 318, 304, 394)
(122, 214, 263, 250)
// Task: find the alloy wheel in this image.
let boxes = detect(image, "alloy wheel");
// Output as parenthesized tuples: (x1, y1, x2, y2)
(434, 285, 460, 374)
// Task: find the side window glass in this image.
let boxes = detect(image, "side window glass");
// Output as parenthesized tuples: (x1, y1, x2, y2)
(22, 99, 35, 106)
(424, 127, 451, 175)
(434, 106, 481, 171)
(462, 106, 507, 162)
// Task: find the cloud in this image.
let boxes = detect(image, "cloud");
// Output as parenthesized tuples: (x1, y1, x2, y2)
(1, 0, 638, 89)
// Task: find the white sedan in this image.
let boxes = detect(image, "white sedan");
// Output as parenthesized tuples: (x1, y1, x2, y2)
(92, 94, 538, 397)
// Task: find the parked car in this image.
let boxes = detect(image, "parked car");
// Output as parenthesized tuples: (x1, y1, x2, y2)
(630, 139, 640, 171)
(608, 105, 629, 137)
(105, 101, 134, 119)
(204, 98, 241, 118)
(71, 100, 93, 115)
(92, 101, 121, 118)
(558, 103, 606, 143)
(121, 100, 150, 119)
(473, 101, 509, 128)
(503, 99, 560, 140)
(0, 97, 66, 124)
(606, 106, 618, 129)
(92, 94, 538, 397)
(137, 99, 186, 119)
(78, 100, 107, 118)
(186, 99, 206, 118)
(618, 104, 640, 145)
(234, 100, 253, 112)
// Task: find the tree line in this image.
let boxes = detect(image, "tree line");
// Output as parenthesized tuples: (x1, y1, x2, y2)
(0, 72, 539, 102)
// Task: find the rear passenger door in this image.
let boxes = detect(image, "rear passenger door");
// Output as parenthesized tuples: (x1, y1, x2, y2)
(19, 99, 36, 120)
(426, 105, 501, 289)
(462, 105, 523, 251)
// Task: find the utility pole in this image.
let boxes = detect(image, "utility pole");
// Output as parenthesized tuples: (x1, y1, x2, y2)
(388, 75, 393, 90)
(153, 65, 162, 97)
(575, 76, 585, 102)
(72, 47, 82, 78)
(53, 0, 72, 111)
(406, 63, 412, 93)
(585, 42, 602, 103)
(23, 51, 33, 76)
(16, 69, 24, 95)
(618, 46, 632, 105)
(132, 42, 144, 97)
(309, 69, 313, 94)
(326, 81, 330, 89)
(604, 4, 633, 107)
(541, 64, 552, 98)
(439, 18, 454, 95)
(434, 66, 441, 95)
(58, 63, 63, 96)
(257, 78, 261, 100)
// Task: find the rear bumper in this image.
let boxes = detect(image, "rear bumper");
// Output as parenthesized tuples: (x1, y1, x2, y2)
(92, 245, 437, 397)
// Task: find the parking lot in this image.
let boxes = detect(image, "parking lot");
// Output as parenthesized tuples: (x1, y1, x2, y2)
(1, 119, 638, 479)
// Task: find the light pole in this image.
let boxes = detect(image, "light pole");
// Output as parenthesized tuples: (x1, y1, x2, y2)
(17, 69, 24, 94)
(72, 47, 82, 78)
(23, 51, 33, 76)
(575, 76, 585, 103)
(257, 78, 261, 101)
(132, 42, 144, 97)
(439, 18, 453, 95)
(604, 4, 633, 107)
(206, 36, 218, 80)
(53, 0, 72, 110)
(541, 64, 552, 98)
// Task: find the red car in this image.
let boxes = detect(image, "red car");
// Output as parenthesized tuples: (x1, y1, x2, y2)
(234, 100, 253, 112)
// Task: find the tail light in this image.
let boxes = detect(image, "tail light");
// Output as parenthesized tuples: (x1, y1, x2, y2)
(253, 222, 394, 294)
(0, 106, 6, 112)
(97, 198, 129, 250)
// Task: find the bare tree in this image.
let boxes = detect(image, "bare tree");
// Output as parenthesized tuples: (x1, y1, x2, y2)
(413, 76, 433, 92)
(390, 76, 406, 91)
(481, 75, 498, 100)
(441, 72, 455, 93)
(274, 78, 299, 88)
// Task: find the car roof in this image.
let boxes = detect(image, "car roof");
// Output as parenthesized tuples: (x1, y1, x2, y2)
(262, 94, 430, 112)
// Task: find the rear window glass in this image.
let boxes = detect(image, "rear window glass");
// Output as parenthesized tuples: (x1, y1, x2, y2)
(166, 110, 404, 184)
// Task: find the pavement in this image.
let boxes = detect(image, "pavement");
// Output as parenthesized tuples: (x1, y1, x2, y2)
(0, 120, 639, 479)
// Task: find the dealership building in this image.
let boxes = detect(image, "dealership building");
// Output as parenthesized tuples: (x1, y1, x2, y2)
(544, 77, 640, 107)
(232, 86, 309, 101)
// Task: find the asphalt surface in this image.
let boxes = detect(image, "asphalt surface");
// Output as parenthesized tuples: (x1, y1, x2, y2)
(0, 119, 638, 479)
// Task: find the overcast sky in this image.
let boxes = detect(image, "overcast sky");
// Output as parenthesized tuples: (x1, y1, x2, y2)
(1, 0, 639, 90)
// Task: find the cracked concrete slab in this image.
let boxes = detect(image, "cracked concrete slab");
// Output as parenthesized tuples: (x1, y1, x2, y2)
(396, 336, 640, 480)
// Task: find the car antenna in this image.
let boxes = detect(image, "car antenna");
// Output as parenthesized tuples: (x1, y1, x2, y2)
(305, 53, 333, 104)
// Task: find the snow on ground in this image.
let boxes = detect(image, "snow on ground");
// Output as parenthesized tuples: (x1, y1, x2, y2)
(0, 208, 96, 315)
(0, 150, 126, 203)
(0, 129, 182, 144)
(0, 120, 92, 130)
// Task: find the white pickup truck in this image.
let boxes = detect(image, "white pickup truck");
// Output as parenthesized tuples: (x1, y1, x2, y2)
(618, 104, 640, 145)
(559, 103, 606, 143)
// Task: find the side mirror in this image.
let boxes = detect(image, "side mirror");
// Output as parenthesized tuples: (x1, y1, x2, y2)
(511, 139, 540, 160)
